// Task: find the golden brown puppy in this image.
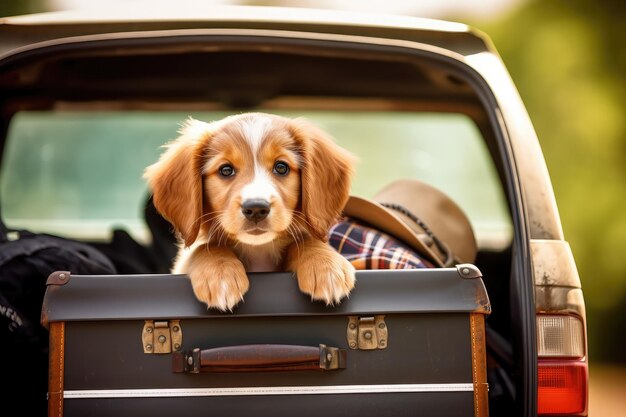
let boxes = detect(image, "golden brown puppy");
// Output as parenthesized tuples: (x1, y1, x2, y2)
(144, 113, 356, 311)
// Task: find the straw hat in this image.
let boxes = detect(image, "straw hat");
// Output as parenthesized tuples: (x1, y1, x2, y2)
(343, 179, 477, 267)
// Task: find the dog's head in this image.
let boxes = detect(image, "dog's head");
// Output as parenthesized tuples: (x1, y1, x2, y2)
(144, 113, 355, 248)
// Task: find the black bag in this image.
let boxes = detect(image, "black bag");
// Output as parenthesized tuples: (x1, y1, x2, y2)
(0, 219, 117, 416)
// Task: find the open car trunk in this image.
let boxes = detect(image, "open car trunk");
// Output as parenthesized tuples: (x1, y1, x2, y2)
(0, 24, 536, 417)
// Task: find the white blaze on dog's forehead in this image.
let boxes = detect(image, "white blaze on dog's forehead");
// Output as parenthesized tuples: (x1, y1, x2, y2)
(240, 168, 279, 202)
(237, 116, 280, 204)
(241, 115, 273, 156)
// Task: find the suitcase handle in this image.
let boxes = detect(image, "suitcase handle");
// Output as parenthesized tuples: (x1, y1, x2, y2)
(172, 343, 346, 373)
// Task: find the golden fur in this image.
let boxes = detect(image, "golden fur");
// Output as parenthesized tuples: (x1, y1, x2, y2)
(144, 113, 356, 311)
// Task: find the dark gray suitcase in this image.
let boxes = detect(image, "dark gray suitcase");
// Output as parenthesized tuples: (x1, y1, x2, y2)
(42, 265, 490, 417)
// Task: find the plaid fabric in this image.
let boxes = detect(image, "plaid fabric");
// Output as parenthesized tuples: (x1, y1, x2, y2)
(329, 217, 434, 270)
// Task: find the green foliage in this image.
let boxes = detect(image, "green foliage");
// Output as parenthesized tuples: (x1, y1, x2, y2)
(0, 0, 48, 18)
(475, 0, 626, 362)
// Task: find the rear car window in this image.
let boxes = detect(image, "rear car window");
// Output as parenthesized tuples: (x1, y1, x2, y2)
(0, 110, 512, 249)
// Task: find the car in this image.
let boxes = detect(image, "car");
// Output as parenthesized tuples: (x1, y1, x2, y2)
(0, 5, 588, 417)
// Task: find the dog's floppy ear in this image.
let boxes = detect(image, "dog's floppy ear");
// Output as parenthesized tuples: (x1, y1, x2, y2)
(143, 118, 211, 247)
(290, 118, 356, 241)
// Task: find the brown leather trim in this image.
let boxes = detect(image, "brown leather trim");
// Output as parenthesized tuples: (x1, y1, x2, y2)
(42, 273, 71, 329)
(46, 271, 71, 286)
(48, 322, 65, 417)
(470, 313, 489, 417)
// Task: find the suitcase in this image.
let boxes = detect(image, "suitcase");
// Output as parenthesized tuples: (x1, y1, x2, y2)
(41, 265, 490, 417)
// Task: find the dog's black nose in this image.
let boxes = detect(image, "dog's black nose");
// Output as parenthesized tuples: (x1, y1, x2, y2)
(242, 199, 271, 223)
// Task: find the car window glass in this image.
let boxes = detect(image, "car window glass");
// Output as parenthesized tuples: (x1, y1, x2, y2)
(0, 110, 512, 249)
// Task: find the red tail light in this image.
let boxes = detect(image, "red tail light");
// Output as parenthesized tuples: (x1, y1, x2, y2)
(536, 314, 588, 415)
(538, 360, 588, 415)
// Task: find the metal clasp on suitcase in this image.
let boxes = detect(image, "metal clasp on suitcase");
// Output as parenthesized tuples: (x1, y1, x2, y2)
(142, 320, 182, 354)
(347, 315, 388, 350)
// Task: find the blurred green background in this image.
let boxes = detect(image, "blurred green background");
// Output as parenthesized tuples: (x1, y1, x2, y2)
(1, 0, 624, 366)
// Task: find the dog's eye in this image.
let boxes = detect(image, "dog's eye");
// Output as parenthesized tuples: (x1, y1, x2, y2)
(218, 164, 235, 177)
(273, 161, 290, 176)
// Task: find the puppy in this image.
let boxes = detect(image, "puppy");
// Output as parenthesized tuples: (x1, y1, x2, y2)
(144, 112, 356, 311)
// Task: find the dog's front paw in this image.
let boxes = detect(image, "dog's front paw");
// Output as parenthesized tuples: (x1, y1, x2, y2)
(295, 251, 356, 306)
(188, 258, 249, 312)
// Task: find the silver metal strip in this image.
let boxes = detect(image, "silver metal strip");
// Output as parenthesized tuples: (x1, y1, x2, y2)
(63, 383, 474, 399)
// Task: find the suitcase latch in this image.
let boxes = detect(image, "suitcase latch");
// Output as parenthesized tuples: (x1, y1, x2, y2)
(142, 320, 182, 354)
(347, 315, 387, 350)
